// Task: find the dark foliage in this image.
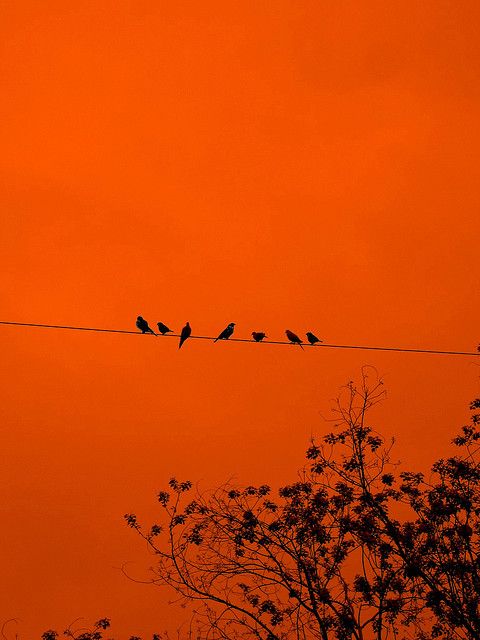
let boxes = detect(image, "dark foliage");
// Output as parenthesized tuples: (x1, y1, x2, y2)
(41, 370, 480, 640)
(125, 369, 480, 640)
(41, 618, 161, 640)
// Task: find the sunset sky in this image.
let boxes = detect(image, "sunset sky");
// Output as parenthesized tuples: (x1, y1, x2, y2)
(1, 1, 480, 637)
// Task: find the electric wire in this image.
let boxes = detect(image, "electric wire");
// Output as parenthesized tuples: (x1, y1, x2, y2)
(0, 320, 478, 356)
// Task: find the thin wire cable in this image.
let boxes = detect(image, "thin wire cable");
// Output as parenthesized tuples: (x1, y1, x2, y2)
(0, 320, 478, 356)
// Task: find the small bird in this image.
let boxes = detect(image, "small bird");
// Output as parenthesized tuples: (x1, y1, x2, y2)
(214, 322, 235, 342)
(136, 316, 156, 335)
(285, 329, 304, 350)
(252, 332, 267, 342)
(306, 331, 323, 345)
(179, 322, 191, 349)
(157, 322, 173, 335)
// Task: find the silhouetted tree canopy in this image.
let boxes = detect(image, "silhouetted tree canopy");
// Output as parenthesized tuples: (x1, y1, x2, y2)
(123, 369, 480, 640)
(41, 617, 160, 640)
(42, 370, 480, 640)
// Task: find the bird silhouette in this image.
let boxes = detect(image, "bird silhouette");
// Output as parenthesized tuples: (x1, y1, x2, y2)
(179, 322, 191, 349)
(252, 332, 267, 342)
(157, 322, 172, 335)
(214, 322, 235, 342)
(136, 316, 156, 335)
(306, 331, 323, 345)
(285, 329, 304, 350)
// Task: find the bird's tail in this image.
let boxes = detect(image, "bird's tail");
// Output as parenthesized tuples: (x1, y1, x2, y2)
(298, 343, 304, 351)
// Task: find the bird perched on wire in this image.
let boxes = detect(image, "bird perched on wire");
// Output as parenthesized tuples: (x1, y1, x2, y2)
(306, 331, 322, 345)
(136, 316, 156, 335)
(214, 322, 235, 342)
(179, 322, 191, 349)
(252, 332, 267, 342)
(157, 322, 172, 335)
(285, 329, 303, 350)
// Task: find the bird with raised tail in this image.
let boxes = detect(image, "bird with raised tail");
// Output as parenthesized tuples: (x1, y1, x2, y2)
(179, 322, 191, 349)
(214, 322, 235, 342)
(285, 330, 303, 350)
(252, 332, 267, 342)
(136, 316, 156, 335)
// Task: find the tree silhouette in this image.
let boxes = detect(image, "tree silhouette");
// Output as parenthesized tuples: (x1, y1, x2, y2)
(392, 398, 480, 639)
(41, 618, 111, 640)
(40, 371, 480, 640)
(41, 618, 161, 640)
(124, 370, 480, 640)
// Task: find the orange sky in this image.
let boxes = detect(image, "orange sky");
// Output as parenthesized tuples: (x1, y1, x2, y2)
(1, 1, 480, 637)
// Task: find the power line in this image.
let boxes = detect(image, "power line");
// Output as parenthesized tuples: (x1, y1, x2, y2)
(0, 320, 478, 357)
